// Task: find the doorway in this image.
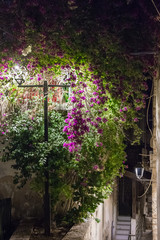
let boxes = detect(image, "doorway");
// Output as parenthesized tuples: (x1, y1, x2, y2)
(119, 177, 132, 216)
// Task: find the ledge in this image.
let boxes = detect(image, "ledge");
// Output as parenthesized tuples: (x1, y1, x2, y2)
(62, 220, 91, 240)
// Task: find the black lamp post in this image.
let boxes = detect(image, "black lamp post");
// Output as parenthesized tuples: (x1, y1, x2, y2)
(135, 162, 144, 180)
(15, 77, 70, 235)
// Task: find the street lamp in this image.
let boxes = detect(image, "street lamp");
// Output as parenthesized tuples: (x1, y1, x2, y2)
(15, 78, 25, 86)
(13, 65, 28, 85)
(135, 162, 144, 179)
(13, 66, 70, 235)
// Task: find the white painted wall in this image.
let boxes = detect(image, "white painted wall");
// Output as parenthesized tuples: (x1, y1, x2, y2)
(63, 195, 114, 240)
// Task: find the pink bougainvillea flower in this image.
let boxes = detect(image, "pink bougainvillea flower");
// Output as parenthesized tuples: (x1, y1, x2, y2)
(120, 118, 126, 122)
(63, 126, 69, 132)
(136, 106, 141, 111)
(63, 142, 69, 147)
(93, 165, 99, 170)
(103, 118, 108, 123)
(97, 129, 103, 134)
(81, 96, 86, 100)
(96, 117, 102, 122)
(134, 118, 139, 122)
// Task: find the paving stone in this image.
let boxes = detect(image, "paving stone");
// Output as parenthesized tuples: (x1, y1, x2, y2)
(10, 220, 33, 240)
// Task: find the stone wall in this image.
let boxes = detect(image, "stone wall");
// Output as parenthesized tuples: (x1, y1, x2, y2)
(136, 212, 144, 240)
(62, 196, 113, 240)
(156, 62, 160, 239)
(152, 72, 158, 240)
(0, 160, 43, 220)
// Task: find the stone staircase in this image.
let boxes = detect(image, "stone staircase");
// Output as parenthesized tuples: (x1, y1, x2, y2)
(115, 216, 131, 240)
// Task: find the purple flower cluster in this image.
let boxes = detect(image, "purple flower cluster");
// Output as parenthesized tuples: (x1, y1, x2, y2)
(37, 74, 42, 81)
(63, 72, 111, 153)
(62, 64, 144, 154)
(63, 108, 90, 152)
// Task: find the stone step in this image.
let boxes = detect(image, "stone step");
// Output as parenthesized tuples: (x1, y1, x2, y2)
(117, 221, 131, 225)
(116, 229, 130, 235)
(117, 216, 131, 221)
(115, 216, 131, 240)
(115, 235, 129, 240)
(117, 224, 130, 230)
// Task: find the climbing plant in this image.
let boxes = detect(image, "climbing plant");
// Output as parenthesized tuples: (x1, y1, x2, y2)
(0, 0, 159, 223)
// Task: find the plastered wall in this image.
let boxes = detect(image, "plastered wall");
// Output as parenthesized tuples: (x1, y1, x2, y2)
(0, 160, 43, 220)
(62, 196, 113, 240)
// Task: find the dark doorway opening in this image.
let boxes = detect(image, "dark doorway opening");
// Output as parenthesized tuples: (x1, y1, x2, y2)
(119, 177, 132, 216)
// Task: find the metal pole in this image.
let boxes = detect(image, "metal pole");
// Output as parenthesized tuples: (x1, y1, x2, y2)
(44, 81, 48, 142)
(43, 80, 51, 236)
(17, 81, 70, 236)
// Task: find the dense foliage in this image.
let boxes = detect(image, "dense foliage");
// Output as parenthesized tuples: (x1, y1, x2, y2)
(1, 108, 125, 223)
(0, 0, 159, 224)
(1, 110, 69, 187)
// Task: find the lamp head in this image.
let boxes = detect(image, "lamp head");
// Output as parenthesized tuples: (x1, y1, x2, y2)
(15, 78, 25, 86)
(12, 64, 27, 85)
(135, 162, 144, 179)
